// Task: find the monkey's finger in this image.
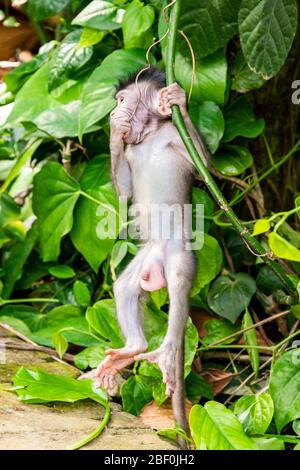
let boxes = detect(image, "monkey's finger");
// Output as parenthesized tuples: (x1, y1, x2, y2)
(134, 352, 156, 363)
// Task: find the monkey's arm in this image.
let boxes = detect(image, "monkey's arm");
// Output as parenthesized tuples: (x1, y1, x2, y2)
(110, 126, 133, 199)
(158, 83, 210, 171)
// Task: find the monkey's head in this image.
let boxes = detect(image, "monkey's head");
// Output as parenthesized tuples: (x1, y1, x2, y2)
(110, 67, 168, 144)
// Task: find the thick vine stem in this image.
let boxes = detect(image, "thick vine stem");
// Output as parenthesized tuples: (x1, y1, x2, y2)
(166, 0, 298, 303)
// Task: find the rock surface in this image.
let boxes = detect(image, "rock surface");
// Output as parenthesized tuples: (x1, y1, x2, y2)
(0, 338, 176, 450)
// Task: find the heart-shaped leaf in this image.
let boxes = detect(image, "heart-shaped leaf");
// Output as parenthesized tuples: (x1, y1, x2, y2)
(207, 273, 256, 323)
(234, 393, 274, 434)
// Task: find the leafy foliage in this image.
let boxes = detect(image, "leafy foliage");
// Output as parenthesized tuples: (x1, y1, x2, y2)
(0, 0, 299, 451)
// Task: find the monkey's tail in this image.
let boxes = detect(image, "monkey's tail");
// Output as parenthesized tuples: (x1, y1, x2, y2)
(172, 336, 188, 449)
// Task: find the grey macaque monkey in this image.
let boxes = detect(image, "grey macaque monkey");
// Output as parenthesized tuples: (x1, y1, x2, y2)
(96, 67, 208, 431)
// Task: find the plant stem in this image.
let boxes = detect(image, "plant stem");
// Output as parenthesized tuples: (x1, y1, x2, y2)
(166, 0, 298, 303)
(1, 297, 59, 305)
(69, 403, 111, 450)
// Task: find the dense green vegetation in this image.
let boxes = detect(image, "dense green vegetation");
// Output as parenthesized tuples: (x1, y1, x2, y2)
(0, 0, 300, 450)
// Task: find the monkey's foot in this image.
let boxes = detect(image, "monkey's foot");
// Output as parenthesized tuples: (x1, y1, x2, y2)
(134, 345, 176, 397)
(96, 343, 147, 391)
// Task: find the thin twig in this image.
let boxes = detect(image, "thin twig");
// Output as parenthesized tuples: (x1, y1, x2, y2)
(0, 323, 73, 366)
(224, 357, 273, 405)
(200, 309, 290, 350)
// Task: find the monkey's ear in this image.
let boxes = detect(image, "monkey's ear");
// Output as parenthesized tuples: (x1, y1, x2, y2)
(157, 88, 172, 116)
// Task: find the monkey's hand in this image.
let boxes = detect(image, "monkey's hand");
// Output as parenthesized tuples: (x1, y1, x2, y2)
(157, 82, 187, 117)
(110, 118, 131, 155)
(110, 117, 131, 141)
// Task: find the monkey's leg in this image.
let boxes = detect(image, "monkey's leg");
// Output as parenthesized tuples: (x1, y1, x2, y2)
(96, 246, 150, 389)
(135, 243, 195, 397)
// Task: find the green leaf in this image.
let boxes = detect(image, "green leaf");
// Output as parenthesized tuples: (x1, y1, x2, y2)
(269, 349, 300, 432)
(234, 393, 274, 435)
(0, 305, 46, 332)
(32, 101, 81, 138)
(231, 50, 266, 93)
(177, 0, 242, 59)
(110, 240, 128, 271)
(192, 187, 214, 232)
(73, 280, 91, 306)
(79, 28, 105, 48)
(253, 436, 285, 450)
(242, 308, 259, 377)
(253, 219, 270, 236)
(27, 0, 70, 21)
(31, 315, 97, 348)
(190, 402, 257, 450)
(53, 331, 68, 358)
(120, 375, 152, 416)
(212, 145, 253, 176)
(1, 222, 38, 298)
(222, 96, 265, 142)
(0, 192, 20, 226)
(185, 371, 213, 402)
(0, 316, 31, 337)
(33, 162, 80, 262)
(5, 64, 56, 126)
(256, 265, 284, 295)
(202, 318, 239, 346)
(4, 51, 50, 94)
(13, 366, 109, 448)
(79, 48, 147, 138)
(13, 366, 107, 404)
(49, 265, 75, 279)
(189, 101, 224, 154)
(48, 30, 93, 91)
(86, 299, 123, 348)
(72, 0, 124, 30)
(122, 0, 155, 49)
(150, 288, 168, 309)
(238, 0, 298, 79)
(269, 231, 300, 262)
(74, 344, 106, 370)
(191, 234, 223, 297)
(3, 16, 20, 27)
(70, 156, 117, 272)
(207, 273, 256, 323)
(175, 49, 228, 106)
